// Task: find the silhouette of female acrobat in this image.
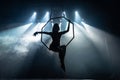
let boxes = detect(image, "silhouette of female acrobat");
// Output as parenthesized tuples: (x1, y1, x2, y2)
(33, 20, 70, 71)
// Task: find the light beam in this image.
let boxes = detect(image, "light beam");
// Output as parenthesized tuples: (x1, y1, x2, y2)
(29, 12, 37, 23)
(41, 11, 50, 22)
(74, 11, 86, 30)
(75, 11, 82, 22)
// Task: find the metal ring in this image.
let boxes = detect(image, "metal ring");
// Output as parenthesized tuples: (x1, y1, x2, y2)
(41, 16, 75, 49)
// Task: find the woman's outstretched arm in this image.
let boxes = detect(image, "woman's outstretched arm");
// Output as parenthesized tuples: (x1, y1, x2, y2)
(33, 31, 51, 36)
(60, 20, 70, 34)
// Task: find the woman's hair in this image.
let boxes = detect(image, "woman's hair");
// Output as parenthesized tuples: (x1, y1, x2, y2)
(52, 23, 60, 32)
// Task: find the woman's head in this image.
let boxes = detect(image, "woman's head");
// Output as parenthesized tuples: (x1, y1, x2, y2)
(53, 23, 60, 32)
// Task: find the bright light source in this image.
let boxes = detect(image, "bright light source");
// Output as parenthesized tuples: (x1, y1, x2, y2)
(75, 11, 78, 14)
(29, 12, 37, 23)
(41, 11, 50, 22)
(75, 10, 84, 23)
(46, 11, 49, 15)
(33, 12, 37, 15)
(62, 11, 67, 17)
(75, 11, 82, 22)
(74, 10, 86, 30)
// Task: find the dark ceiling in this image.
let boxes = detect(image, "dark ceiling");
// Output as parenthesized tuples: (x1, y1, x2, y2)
(0, 0, 119, 36)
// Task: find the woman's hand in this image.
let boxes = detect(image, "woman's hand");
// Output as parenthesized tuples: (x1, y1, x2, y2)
(33, 32, 38, 36)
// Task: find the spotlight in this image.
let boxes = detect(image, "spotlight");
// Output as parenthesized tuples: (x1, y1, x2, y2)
(75, 11, 78, 14)
(62, 11, 67, 17)
(29, 12, 37, 23)
(75, 10, 81, 22)
(41, 11, 50, 22)
(33, 12, 37, 16)
(74, 10, 86, 30)
(46, 11, 49, 15)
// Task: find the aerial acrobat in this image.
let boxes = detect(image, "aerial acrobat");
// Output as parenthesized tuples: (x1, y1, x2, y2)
(33, 13, 75, 72)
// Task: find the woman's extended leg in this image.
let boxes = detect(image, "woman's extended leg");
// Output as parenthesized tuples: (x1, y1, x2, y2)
(59, 45, 66, 71)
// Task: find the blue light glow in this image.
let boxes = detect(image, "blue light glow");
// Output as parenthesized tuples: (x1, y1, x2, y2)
(62, 11, 67, 17)
(75, 11, 82, 22)
(29, 12, 37, 23)
(41, 11, 50, 22)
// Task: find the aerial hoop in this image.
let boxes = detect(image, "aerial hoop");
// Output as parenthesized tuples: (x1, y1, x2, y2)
(41, 16, 75, 50)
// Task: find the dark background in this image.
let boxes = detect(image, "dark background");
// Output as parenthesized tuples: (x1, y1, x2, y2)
(0, 0, 120, 79)
(0, 0, 119, 35)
